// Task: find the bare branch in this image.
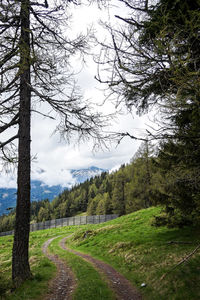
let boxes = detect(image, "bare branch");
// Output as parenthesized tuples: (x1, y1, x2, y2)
(161, 244, 200, 280)
(0, 47, 18, 69)
(0, 114, 19, 133)
(0, 134, 19, 149)
(31, 109, 55, 120)
(115, 15, 144, 28)
(117, 0, 150, 12)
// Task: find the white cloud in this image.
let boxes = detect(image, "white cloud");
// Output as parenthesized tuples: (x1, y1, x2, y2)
(109, 164, 121, 174)
(28, 3, 152, 181)
(31, 167, 76, 187)
(0, 2, 156, 189)
(0, 174, 17, 188)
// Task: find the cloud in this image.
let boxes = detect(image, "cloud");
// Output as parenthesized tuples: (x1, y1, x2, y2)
(31, 167, 76, 187)
(0, 173, 17, 188)
(0, 3, 156, 189)
(28, 99, 151, 187)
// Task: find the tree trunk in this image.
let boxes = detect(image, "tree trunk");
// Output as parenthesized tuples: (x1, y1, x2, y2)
(12, 0, 32, 286)
(144, 140, 151, 208)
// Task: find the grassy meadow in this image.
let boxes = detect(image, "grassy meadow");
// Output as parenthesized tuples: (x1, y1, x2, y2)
(0, 207, 199, 299)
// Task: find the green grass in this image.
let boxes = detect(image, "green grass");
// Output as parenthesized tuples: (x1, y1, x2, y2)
(0, 236, 13, 297)
(0, 207, 199, 299)
(0, 225, 114, 300)
(66, 207, 200, 300)
(74, 211, 87, 216)
(49, 236, 114, 300)
(0, 227, 75, 299)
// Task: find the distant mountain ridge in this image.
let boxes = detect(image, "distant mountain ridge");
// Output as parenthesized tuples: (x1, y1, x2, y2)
(0, 181, 64, 216)
(71, 166, 106, 184)
(0, 166, 107, 215)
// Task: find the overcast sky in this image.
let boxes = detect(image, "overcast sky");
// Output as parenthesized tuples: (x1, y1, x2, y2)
(0, 1, 153, 188)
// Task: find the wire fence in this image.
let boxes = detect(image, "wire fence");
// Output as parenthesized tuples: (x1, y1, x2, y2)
(0, 214, 119, 237)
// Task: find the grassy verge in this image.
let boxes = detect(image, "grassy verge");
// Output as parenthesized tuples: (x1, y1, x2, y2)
(0, 236, 13, 297)
(0, 227, 75, 299)
(49, 236, 115, 300)
(1, 207, 199, 299)
(65, 207, 200, 300)
(0, 225, 114, 300)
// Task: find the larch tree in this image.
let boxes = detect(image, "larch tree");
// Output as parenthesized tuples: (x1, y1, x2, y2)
(0, 0, 109, 286)
(111, 168, 126, 216)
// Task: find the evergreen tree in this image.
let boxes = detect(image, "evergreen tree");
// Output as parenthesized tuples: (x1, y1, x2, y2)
(112, 170, 126, 215)
(97, 0, 200, 225)
(96, 198, 105, 215)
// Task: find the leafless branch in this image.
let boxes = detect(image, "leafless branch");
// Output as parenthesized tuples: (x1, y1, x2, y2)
(0, 114, 19, 133)
(0, 134, 19, 149)
(161, 244, 200, 280)
(31, 109, 55, 120)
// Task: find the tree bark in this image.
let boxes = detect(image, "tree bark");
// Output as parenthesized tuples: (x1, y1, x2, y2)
(12, 0, 32, 286)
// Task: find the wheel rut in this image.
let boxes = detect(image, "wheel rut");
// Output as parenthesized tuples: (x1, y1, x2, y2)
(60, 236, 142, 300)
(42, 237, 76, 300)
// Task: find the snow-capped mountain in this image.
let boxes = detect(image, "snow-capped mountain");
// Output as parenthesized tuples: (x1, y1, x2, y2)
(71, 166, 106, 183)
(0, 166, 107, 215)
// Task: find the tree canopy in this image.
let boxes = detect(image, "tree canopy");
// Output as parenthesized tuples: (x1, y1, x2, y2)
(97, 0, 200, 224)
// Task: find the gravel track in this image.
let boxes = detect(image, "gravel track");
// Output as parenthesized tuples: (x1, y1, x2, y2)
(42, 237, 76, 300)
(60, 236, 142, 300)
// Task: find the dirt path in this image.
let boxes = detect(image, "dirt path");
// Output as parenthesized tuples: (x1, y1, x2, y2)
(42, 237, 76, 300)
(60, 236, 142, 300)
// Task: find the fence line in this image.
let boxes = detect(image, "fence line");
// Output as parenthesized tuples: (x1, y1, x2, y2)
(0, 214, 118, 237)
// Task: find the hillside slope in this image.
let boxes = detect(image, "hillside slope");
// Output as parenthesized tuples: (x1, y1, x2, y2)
(0, 207, 199, 299)
(66, 207, 200, 300)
